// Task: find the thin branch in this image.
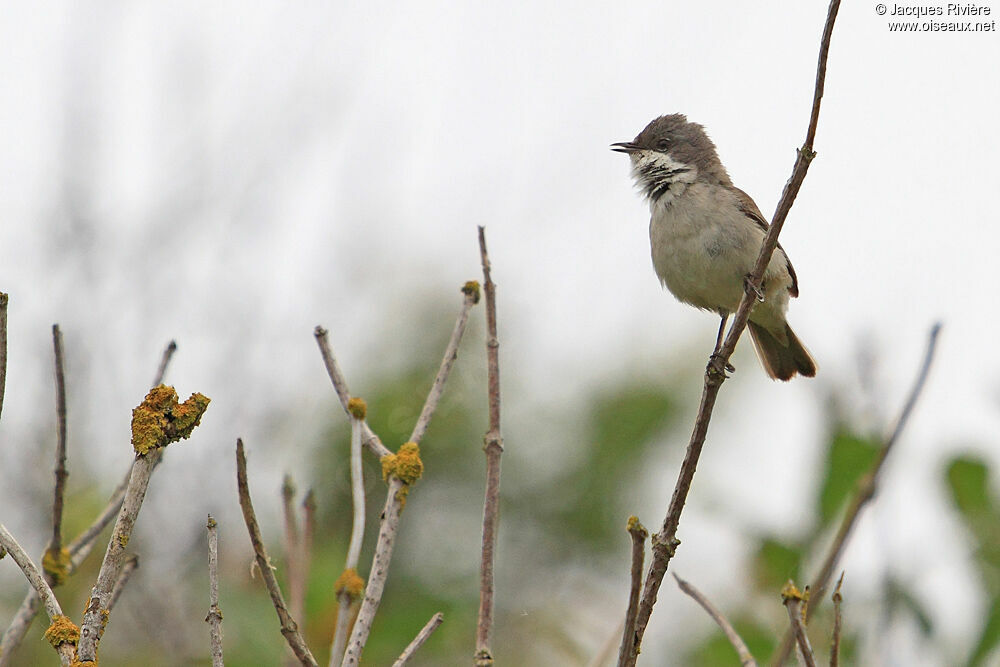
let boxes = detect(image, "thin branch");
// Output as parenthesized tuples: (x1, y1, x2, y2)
(330, 402, 368, 666)
(107, 555, 139, 612)
(476, 226, 503, 666)
(236, 439, 318, 666)
(0, 292, 8, 422)
(283, 475, 305, 635)
(0, 524, 74, 666)
(673, 574, 757, 667)
(152, 340, 178, 387)
(408, 286, 478, 444)
(206, 515, 225, 667)
(782, 582, 817, 667)
(0, 341, 179, 664)
(301, 490, 316, 599)
(49, 324, 69, 555)
(391, 612, 444, 667)
(772, 323, 941, 665)
(830, 573, 844, 667)
(314, 326, 392, 459)
(622, 3, 842, 662)
(617, 518, 648, 667)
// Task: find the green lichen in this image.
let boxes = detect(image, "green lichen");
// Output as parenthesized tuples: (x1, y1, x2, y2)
(130, 385, 210, 455)
(334, 567, 365, 600)
(43, 615, 79, 648)
(42, 546, 72, 586)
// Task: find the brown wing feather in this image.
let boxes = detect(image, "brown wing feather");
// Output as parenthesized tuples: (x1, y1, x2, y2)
(732, 187, 799, 298)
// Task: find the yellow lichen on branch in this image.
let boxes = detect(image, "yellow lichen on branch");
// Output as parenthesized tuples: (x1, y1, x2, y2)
(130, 385, 211, 455)
(380, 442, 424, 507)
(43, 615, 80, 648)
(462, 280, 481, 303)
(347, 397, 367, 420)
(335, 567, 366, 600)
(42, 546, 72, 586)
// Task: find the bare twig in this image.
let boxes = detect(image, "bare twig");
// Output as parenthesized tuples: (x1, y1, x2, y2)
(206, 515, 225, 667)
(772, 324, 941, 665)
(236, 439, 318, 666)
(392, 612, 444, 667)
(409, 286, 479, 445)
(0, 524, 75, 666)
(0, 341, 180, 664)
(302, 490, 316, 597)
(0, 292, 8, 422)
(152, 340, 178, 387)
(782, 582, 817, 667)
(476, 226, 503, 667)
(107, 555, 139, 612)
(617, 517, 648, 666)
(622, 3, 842, 662)
(830, 573, 844, 667)
(78, 386, 210, 662)
(283, 475, 305, 635)
(48, 325, 69, 556)
(673, 574, 757, 667)
(330, 401, 368, 666)
(314, 326, 392, 459)
(341, 284, 473, 666)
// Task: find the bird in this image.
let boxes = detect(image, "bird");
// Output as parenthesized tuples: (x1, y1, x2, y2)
(612, 114, 816, 381)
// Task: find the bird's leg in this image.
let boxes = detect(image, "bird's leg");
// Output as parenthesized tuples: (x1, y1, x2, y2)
(743, 274, 765, 302)
(708, 313, 736, 376)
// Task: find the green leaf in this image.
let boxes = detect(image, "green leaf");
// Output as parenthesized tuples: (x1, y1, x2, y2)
(752, 537, 802, 593)
(967, 597, 1000, 666)
(817, 431, 880, 527)
(946, 456, 992, 518)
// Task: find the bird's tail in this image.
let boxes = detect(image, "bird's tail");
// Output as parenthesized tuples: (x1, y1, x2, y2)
(748, 321, 817, 381)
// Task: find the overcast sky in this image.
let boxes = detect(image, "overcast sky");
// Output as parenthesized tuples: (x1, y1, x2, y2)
(1, 2, 998, 663)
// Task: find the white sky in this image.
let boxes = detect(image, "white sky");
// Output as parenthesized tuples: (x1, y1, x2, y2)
(1, 1, 999, 663)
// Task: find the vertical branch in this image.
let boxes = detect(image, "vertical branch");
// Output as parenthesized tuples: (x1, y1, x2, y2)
(622, 3, 842, 662)
(782, 582, 817, 667)
(0, 292, 8, 422)
(617, 517, 648, 666)
(49, 325, 69, 555)
(330, 400, 368, 666)
(772, 324, 941, 666)
(475, 226, 504, 666)
(830, 573, 844, 667)
(236, 440, 318, 666)
(283, 475, 305, 637)
(206, 515, 225, 667)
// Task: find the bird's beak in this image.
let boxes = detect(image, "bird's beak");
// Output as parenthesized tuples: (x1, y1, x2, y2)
(611, 141, 640, 154)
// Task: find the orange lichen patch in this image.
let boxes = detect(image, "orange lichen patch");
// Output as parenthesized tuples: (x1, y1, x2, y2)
(347, 397, 367, 420)
(42, 546, 72, 586)
(43, 615, 79, 648)
(462, 280, 481, 303)
(334, 567, 365, 600)
(380, 442, 423, 485)
(130, 385, 211, 455)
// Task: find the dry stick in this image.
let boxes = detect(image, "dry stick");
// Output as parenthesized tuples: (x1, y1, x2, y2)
(392, 612, 444, 667)
(283, 475, 305, 636)
(314, 326, 393, 459)
(206, 515, 225, 667)
(77, 451, 165, 661)
(673, 574, 757, 667)
(830, 573, 844, 667)
(0, 292, 8, 422)
(617, 518, 649, 666)
(330, 406, 368, 666)
(0, 524, 75, 667)
(107, 554, 139, 612)
(236, 439, 319, 666)
(622, 4, 842, 663)
(0, 340, 178, 664)
(301, 490, 316, 598)
(771, 323, 941, 665)
(48, 324, 70, 556)
(475, 226, 503, 667)
(341, 287, 477, 666)
(782, 583, 817, 667)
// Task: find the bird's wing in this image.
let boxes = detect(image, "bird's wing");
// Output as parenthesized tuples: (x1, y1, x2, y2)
(732, 187, 799, 298)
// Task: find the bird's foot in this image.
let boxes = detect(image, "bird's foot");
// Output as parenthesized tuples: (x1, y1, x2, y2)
(743, 275, 765, 302)
(708, 353, 735, 378)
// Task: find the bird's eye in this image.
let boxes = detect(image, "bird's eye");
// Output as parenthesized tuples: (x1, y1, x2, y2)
(656, 138, 672, 151)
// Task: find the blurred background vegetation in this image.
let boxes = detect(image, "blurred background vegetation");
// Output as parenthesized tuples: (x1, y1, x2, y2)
(2, 302, 997, 666)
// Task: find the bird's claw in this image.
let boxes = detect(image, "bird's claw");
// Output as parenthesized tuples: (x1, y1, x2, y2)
(743, 275, 765, 302)
(708, 354, 735, 378)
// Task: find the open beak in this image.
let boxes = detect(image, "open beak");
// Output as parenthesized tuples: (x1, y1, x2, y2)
(611, 141, 640, 154)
